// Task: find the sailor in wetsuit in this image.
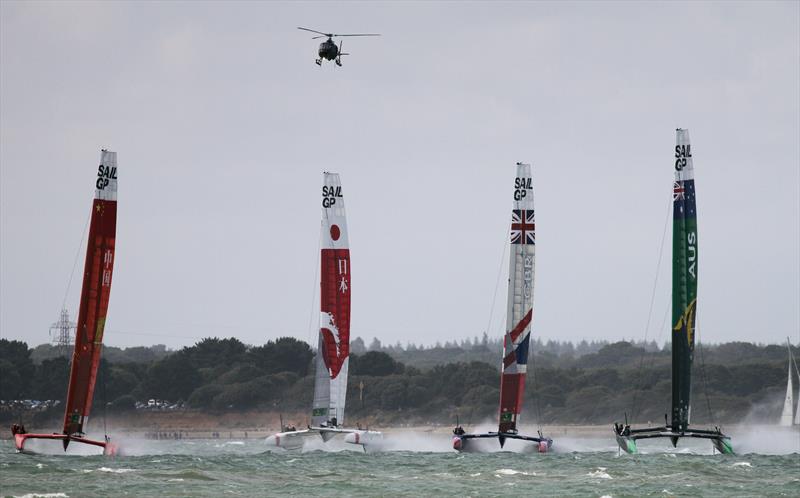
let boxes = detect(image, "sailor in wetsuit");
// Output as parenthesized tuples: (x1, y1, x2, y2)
(453, 426, 465, 436)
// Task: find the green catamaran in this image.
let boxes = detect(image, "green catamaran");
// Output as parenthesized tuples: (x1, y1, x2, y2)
(613, 129, 733, 455)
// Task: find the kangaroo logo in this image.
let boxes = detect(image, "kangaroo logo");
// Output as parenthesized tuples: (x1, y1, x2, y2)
(673, 298, 697, 348)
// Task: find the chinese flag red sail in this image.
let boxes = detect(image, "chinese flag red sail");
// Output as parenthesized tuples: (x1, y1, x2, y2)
(62, 150, 118, 437)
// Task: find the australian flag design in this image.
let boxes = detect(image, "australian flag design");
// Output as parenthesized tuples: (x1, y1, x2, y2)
(673, 179, 696, 220)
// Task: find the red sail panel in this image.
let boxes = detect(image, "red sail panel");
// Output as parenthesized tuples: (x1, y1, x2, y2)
(499, 373, 526, 433)
(62, 198, 116, 436)
(320, 248, 350, 379)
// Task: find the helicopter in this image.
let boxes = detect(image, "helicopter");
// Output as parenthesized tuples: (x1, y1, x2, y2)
(297, 27, 380, 66)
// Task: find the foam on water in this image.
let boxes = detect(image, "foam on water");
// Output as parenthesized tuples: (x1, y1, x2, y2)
(587, 467, 612, 479)
(13, 494, 69, 498)
(97, 467, 136, 473)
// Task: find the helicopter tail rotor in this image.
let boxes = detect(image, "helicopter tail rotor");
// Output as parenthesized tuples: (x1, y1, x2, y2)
(336, 40, 348, 67)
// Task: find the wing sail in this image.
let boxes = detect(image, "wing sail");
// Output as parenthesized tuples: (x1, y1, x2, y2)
(62, 150, 118, 436)
(671, 129, 697, 432)
(312, 173, 351, 427)
(498, 163, 535, 433)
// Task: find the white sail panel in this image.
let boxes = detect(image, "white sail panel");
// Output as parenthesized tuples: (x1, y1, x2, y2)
(95, 150, 118, 201)
(311, 332, 332, 427)
(780, 362, 794, 426)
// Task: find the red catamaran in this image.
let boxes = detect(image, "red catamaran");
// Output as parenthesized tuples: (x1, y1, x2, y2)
(13, 150, 119, 456)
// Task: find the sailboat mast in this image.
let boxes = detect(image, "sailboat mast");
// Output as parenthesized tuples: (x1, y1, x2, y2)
(62, 150, 118, 437)
(498, 163, 535, 434)
(671, 129, 697, 432)
(311, 173, 351, 427)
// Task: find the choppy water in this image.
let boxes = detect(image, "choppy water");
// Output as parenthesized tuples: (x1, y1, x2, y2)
(1, 432, 798, 497)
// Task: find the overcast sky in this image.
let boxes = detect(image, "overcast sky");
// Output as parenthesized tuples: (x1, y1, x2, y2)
(1, 1, 798, 350)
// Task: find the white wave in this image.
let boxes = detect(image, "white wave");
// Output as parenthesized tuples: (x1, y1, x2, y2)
(97, 467, 136, 473)
(36, 463, 44, 468)
(732, 462, 752, 468)
(215, 441, 245, 447)
(14, 494, 69, 498)
(494, 468, 535, 476)
(587, 468, 612, 479)
(167, 479, 185, 482)
(470, 472, 481, 477)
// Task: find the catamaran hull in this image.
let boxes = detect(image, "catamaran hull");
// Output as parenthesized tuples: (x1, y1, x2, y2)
(613, 427, 733, 455)
(343, 430, 383, 447)
(453, 432, 552, 453)
(265, 429, 318, 450)
(14, 433, 118, 456)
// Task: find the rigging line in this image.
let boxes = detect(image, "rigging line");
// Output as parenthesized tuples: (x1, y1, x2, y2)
(788, 339, 800, 380)
(629, 199, 672, 423)
(524, 238, 542, 434)
(696, 330, 715, 425)
(631, 303, 671, 422)
(101, 351, 108, 438)
(61, 208, 92, 310)
(105, 329, 207, 340)
(529, 344, 545, 434)
(485, 227, 510, 339)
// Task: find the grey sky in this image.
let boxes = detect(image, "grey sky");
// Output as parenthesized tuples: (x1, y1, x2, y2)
(1, 1, 798, 349)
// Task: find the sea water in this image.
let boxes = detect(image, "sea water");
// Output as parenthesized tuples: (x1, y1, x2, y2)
(0, 433, 798, 497)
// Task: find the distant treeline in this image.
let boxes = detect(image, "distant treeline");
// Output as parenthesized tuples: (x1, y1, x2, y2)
(1, 337, 795, 426)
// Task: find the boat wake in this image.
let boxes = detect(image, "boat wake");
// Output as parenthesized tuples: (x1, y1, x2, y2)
(729, 425, 800, 455)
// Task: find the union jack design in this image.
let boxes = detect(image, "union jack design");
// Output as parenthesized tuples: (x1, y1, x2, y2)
(673, 181, 685, 201)
(510, 210, 535, 245)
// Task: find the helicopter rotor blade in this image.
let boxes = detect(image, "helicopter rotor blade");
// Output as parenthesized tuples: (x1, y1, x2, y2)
(297, 27, 332, 37)
(330, 33, 381, 38)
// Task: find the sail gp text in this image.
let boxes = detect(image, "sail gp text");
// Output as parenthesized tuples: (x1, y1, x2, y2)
(322, 185, 343, 208)
(96, 165, 117, 190)
(674, 144, 692, 171)
(514, 177, 531, 201)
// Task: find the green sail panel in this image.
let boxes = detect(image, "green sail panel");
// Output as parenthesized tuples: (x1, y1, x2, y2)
(671, 128, 697, 432)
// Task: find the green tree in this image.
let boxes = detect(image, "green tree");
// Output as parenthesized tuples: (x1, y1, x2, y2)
(186, 337, 247, 368)
(0, 339, 34, 398)
(351, 351, 403, 376)
(141, 351, 201, 401)
(29, 357, 70, 400)
(248, 337, 313, 376)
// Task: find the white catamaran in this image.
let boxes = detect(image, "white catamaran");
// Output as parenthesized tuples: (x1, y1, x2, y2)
(267, 173, 380, 450)
(452, 162, 553, 453)
(779, 338, 800, 427)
